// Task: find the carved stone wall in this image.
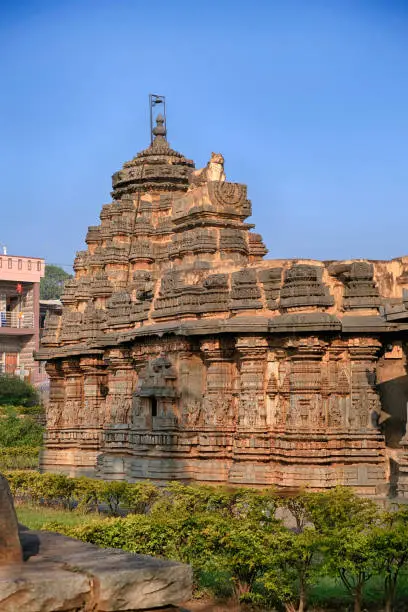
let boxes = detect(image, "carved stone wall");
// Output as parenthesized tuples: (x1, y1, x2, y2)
(38, 119, 408, 495)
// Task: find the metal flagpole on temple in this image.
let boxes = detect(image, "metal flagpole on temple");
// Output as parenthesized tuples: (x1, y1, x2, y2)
(149, 94, 166, 144)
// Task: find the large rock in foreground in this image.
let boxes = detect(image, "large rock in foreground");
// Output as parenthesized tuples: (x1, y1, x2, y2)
(0, 529, 192, 612)
(0, 473, 22, 565)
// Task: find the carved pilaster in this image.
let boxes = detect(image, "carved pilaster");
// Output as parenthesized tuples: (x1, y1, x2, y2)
(178, 348, 204, 429)
(235, 336, 268, 430)
(200, 338, 236, 429)
(104, 349, 134, 426)
(45, 361, 65, 429)
(325, 341, 351, 429)
(80, 357, 108, 428)
(281, 337, 327, 431)
(348, 338, 382, 431)
(61, 359, 83, 428)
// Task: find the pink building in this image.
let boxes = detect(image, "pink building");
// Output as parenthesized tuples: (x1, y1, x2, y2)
(0, 253, 44, 382)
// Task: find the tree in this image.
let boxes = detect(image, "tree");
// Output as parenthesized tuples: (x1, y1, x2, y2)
(264, 528, 324, 612)
(306, 486, 379, 534)
(0, 374, 39, 406)
(0, 409, 44, 447)
(281, 491, 313, 533)
(302, 487, 380, 612)
(372, 511, 408, 612)
(40, 264, 72, 300)
(324, 528, 377, 612)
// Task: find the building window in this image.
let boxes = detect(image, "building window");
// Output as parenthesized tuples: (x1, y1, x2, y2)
(37, 261, 41, 271)
(0, 259, 2, 268)
(8, 258, 12, 269)
(18, 259, 22, 270)
(27, 260, 31, 270)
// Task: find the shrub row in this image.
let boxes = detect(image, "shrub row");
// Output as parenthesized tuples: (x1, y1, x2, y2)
(0, 404, 45, 416)
(7, 470, 160, 514)
(9, 471, 408, 612)
(0, 446, 40, 470)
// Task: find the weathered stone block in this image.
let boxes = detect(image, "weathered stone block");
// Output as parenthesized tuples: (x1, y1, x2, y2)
(0, 529, 192, 612)
(0, 473, 22, 565)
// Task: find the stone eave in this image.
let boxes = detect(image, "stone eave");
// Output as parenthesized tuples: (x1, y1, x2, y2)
(35, 345, 104, 361)
(268, 312, 342, 332)
(37, 313, 406, 361)
(172, 213, 251, 231)
(340, 315, 397, 333)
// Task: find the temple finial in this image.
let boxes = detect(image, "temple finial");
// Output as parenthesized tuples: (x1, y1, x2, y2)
(152, 114, 166, 139)
(149, 94, 167, 144)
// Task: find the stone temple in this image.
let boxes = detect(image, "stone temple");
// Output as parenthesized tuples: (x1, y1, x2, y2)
(38, 112, 408, 497)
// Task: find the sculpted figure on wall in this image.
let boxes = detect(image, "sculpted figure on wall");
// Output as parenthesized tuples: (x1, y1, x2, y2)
(182, 399, 204, 427)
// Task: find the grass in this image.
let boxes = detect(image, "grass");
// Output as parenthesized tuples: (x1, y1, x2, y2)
(16, 503, 103, 530)
(308, 574, 408, 610)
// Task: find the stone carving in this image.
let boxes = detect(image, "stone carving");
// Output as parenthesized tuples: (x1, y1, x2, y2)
(131, 271, 155, 300)
(59, 311, 83, 343)
(169, 229, 218, 259)
(39, 112, 408, 497)
(129, 240, 154, 263)
(258, 267, 282, 309)
(203, 396, 235, 427)
(208, 181, 247, 208)
(190, 152, 226, 185)
(200, 274, 229, 312)
(220, 229, 249, 257)
(230, 269, 262, 310)
(73, 250, 90, 272)
(90, 271, 113, 298)
(60, 278, 78, 306)
(41, 310, 61, 347)
(135, 355, 178, 398)
(280, 264, 334, 310)
(109, 394, 132, 424)
(248, 232, 268, 259)
(112, 115, 195, 198)
(80, 302, 106, 340)
(106, 292, 133, 328)
(238, 397, 263, 428)
(329, 261, 380, 309)
(181, 400, 203, 427)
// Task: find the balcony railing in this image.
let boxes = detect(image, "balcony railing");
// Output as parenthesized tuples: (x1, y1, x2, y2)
(0, 312, 34, 329)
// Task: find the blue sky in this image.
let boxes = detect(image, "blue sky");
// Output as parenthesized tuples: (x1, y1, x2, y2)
(1, 0, 407, 269)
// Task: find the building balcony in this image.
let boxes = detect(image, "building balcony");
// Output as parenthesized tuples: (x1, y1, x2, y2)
(0, 312, 35, 334)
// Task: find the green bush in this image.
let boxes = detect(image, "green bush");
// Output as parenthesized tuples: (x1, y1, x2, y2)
(0, 404, 44, 416)
(0, 375, 39, 406)
(0, 446, 39, 470)
(6, 470, 44, 501)
(0, 404, 44, 471)
(0, 410, 44, 447)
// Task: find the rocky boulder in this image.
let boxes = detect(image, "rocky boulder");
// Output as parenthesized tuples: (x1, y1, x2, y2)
(0, 473, 22, 565)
